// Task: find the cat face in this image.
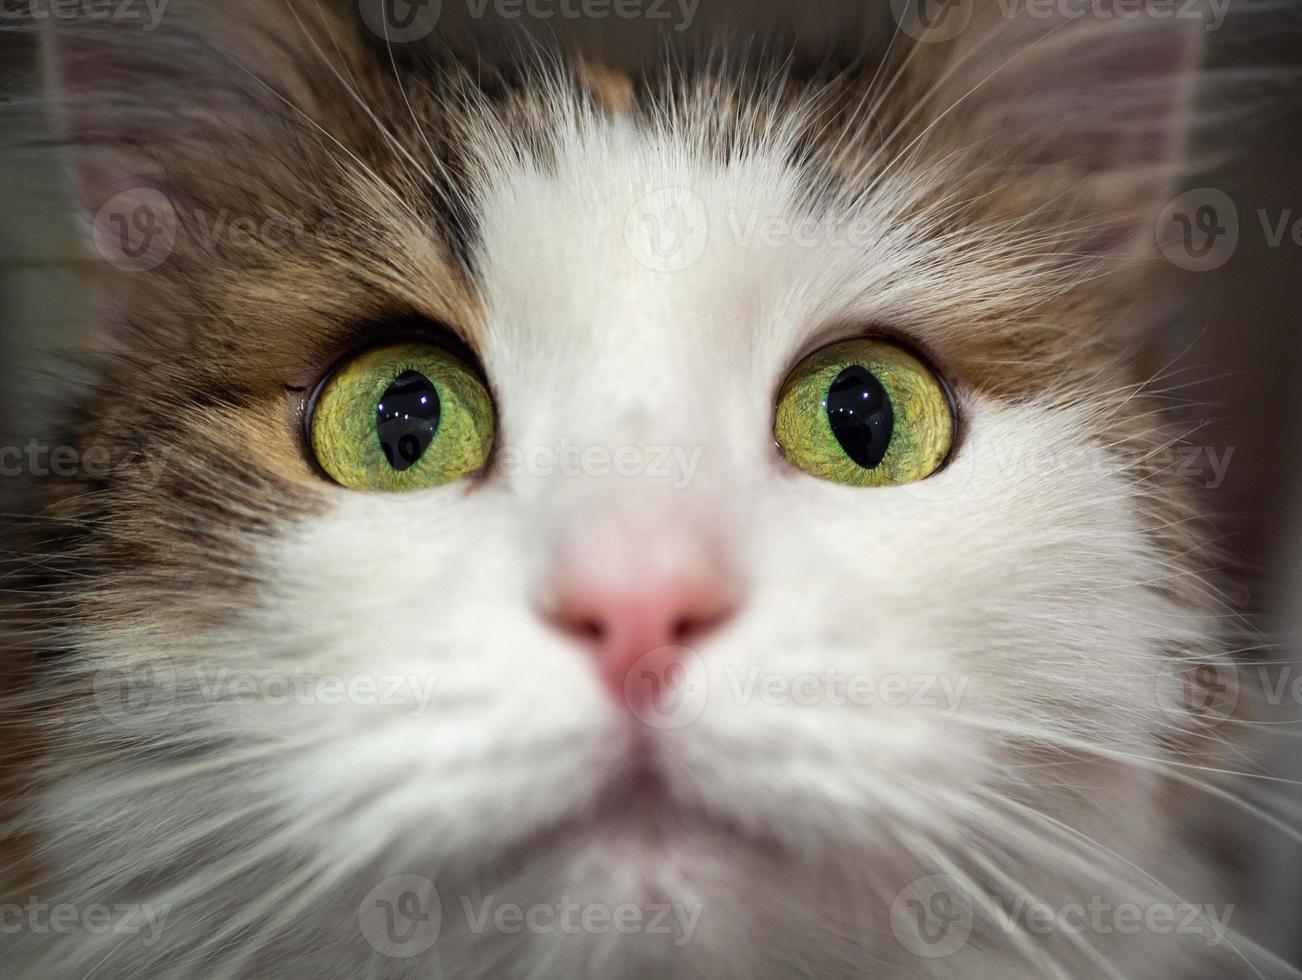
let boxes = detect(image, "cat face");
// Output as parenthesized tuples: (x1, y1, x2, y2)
(4, 2, 1246, 977)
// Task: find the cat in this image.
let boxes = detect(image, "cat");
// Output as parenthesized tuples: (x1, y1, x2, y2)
(0, 0, 1285, 977)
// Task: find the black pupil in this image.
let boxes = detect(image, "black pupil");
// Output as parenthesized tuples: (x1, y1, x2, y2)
(376, 371, 440, 471)
(826, 365, 894, 470)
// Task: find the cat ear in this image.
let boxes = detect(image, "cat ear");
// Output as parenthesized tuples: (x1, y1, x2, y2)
(37, 1, 352, 283)
(40, 19, 188, 278)
(899, 0, 1210, 255)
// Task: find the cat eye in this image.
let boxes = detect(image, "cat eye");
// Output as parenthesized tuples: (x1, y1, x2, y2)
(309, 342, 494, 491)
(774, 338, 954, 487)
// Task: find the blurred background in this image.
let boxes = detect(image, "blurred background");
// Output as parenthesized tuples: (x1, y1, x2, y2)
(2, 0, 1300, 969)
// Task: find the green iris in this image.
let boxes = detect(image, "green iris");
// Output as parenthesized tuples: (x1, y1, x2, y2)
(774, 338, 954, 487)
(310, 343, 494, 492)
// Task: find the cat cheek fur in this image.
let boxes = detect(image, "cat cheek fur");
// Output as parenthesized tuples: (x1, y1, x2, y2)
(1, 1, 1255, 978)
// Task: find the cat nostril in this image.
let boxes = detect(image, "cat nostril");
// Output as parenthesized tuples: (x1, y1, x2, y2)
(670, 616, 692, 642)
(577, 618, 607, 643)
(670, 613, 717, 644)
(550, 611, 607, 645)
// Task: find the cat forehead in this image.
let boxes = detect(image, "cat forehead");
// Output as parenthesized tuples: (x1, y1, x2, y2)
(470, 122, 819, 354)
(463, 114, 963, 366)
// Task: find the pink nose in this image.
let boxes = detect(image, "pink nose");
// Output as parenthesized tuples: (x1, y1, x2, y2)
(548, 575, 737, 711)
